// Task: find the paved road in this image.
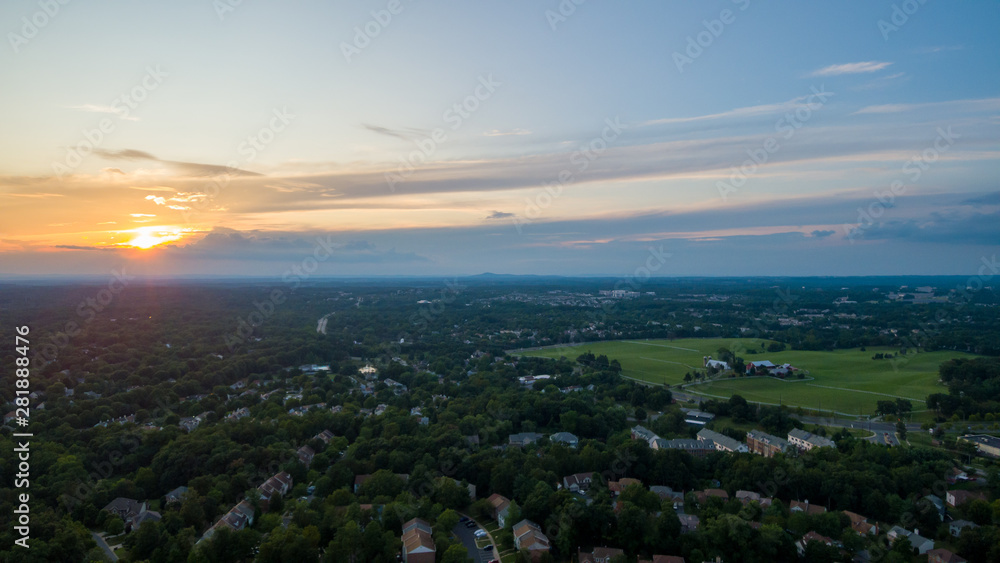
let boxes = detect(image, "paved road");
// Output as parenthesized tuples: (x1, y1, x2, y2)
(91, 531, 118, 562)
(453, 521, 495, 563)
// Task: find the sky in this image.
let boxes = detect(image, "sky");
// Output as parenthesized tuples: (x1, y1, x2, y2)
(0, 0, 998, 278)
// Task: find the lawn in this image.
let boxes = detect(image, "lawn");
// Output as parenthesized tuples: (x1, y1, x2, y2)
(514, 338, 977, 417)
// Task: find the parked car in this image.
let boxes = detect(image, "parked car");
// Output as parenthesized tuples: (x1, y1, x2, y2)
(474, 529, 487, 538)
(482, 545, 493, 551)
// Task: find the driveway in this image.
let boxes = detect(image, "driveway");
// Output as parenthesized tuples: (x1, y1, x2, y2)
(91, 531, 119, 561)
(453, 520, 496, 563)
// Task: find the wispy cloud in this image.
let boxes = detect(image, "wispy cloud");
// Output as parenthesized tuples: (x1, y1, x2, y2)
(852, 97, 1000, 115)
(640, 94, 825, 126)
(362, 124, 429, 141)
(915, 45, 964, 54)
(811, 61, 892, 76)
(483, 128, 532, 137)
(66, 104, 140, 121)
(93, 149, 262, 177)
(485, 210, 514, 220)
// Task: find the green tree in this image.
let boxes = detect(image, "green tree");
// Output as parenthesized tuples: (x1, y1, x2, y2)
(442, 544, 473, 563)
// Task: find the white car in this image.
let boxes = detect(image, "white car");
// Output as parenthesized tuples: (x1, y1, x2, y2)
(474, 529, 487, 538)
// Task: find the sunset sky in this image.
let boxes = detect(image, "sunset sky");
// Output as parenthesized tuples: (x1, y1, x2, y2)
(1, 0, 998, 277)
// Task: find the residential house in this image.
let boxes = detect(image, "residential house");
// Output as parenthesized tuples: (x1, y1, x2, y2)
(508, 432, 545, 447)
(179, 416, 201, 433)
(921, 494, 946, 521)
(487, 493, 511, 528)
(563, 472, 597, 493)
(796, 531, 834, 557)
(164, 486, 189, 504)
(102, 497, 160, 532)
(315, 429, 335, 444)
(401, 518, 435, 563)
(579, 547, 626, 563)
(258, 471, 293, 511)
(842, 511, 877, 535)
(550, 431, 579, 448)
(512, 519, 550, 561)
(946, 489, 987, 507)
(790, 500, 826, 515)
(693, 489, 729, 505)
(697, 428, 748, 453)
(888, 526, 934, 555)
(948, 520, 978, 537)
(297, 445, 315, 466)
(639, 557, 686, 563)
(735, 490, 761, 505)
(927, 548, 968, 563)
(607, 478, 642, 496)
(631, 425, 659, 442)
(746, 429, 791, 457)
(650, 486, 682, 503)
(650, 438, 715, 457)
(788, 429, 835, 451)
(677, 514, 699, 533)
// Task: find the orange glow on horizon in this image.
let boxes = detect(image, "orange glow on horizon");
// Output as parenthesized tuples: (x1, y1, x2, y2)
(119, 226, 187, 249)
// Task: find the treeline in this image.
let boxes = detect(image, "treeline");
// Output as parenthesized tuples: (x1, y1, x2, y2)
(928, 356, 1000, 419)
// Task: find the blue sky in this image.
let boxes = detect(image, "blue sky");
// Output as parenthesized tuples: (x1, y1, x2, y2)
(0, 0, 998, 277)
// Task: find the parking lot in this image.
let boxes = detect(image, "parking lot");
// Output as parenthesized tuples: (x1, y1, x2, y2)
(452, 518, 497, 563)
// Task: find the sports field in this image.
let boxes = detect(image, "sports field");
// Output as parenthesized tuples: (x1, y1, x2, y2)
(513, 338, 976, 416)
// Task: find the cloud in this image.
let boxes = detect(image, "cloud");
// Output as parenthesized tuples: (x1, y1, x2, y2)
(850, 210, 1000, 245)
(362, 124, 429, 141)
(915, 45, 964, 54)
(102, 167, 126, 175)
(484, 128, 532, 137)
(852, 97, 1000, 115)
(810, 230, 835, 238)
(93, 148, 262, 177)
(811, 61, 892, 76)
(164, 228, 429, 264)
(961, 192, 1000, 207)
(130, 213, 156, 217)
(485, 211, 515, 220)
(66, 104, 139, 121)
(640, 95, 826, 126)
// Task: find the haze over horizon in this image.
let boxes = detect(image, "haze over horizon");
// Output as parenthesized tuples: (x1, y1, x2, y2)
(1, 0, 998, 277)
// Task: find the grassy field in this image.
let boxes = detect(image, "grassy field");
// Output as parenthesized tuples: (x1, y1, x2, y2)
(514, 338, 977, 416)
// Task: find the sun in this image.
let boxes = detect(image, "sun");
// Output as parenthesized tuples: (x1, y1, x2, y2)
(121, 226, 185, 249)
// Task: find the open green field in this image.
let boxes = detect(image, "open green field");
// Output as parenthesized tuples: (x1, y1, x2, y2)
(514, 338, 977, 417)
